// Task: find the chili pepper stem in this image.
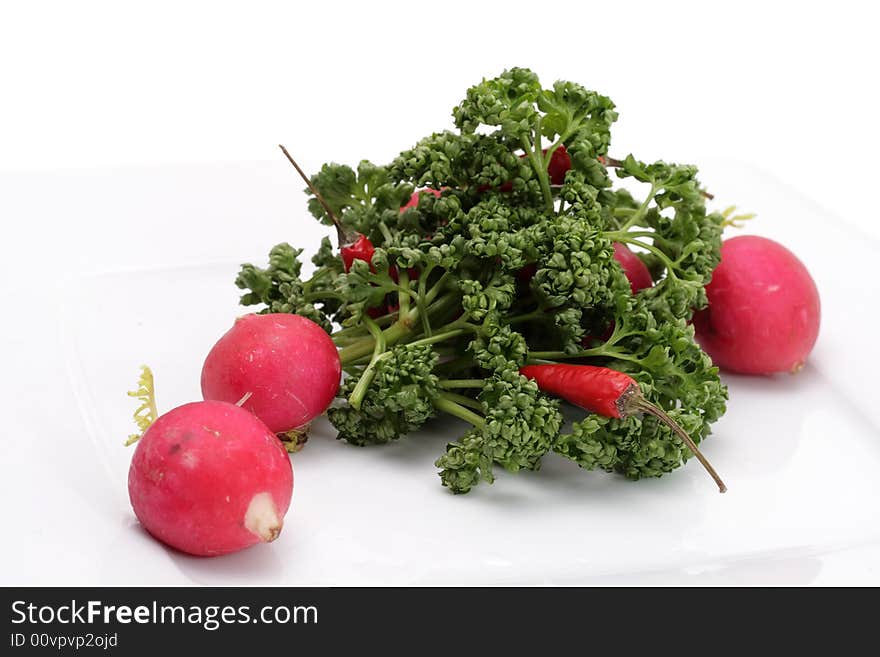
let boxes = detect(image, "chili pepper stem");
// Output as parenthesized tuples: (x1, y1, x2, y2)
(278, 144, 356, 247)
(618, 385, 727, 493)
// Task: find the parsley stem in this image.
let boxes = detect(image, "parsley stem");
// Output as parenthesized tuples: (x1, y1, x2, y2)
(438, 379, 485, 389)
(337, 291, 461, 364)
(332, 317, 391, 339)
(397, 269, 411, 318)
(338, 318, 412, 364)
(522, 133, 554, 213)
(406, 328, 468, 348)
(302, 267, 331, 293)
(609, 230, 657, 240)
(619, 184, 656, 232)
(434, 393, 486, 429)
(506, 308, 548, 324)
(425, 270, 451, 305)
(378, 222, 393, 243)
(528, 348, 641, 364)
(333, 334, 373, 347)
(417, 264, 435, 338)
(347, 316, 388, 410)
(604, 232, 680, 281)
(439, 391, 483, 411)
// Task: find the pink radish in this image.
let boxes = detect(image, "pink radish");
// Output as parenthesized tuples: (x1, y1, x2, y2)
(128, 399, 293, 556)
(612, 242, 652, 293)
(693, 235, 821, 375)
(201, 313, 341, 433)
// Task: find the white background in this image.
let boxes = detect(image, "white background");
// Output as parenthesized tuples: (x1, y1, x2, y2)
(1, 0, 878, 237)
(2, 1, 880, 587)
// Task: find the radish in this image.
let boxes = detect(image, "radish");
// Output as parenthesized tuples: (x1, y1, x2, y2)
(201, 313, 341, 433)
(612, 242, 652, 293)
(693, 235, 820, 375)
(126, 368, 293, 556)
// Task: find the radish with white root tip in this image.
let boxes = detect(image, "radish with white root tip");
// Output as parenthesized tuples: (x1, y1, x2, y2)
(126, 367, 293, 556)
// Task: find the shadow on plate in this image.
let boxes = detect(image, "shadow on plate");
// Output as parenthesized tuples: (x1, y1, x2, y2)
(159, 525, 288, 585)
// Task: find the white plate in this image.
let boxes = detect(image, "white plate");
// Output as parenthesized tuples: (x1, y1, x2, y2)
(5, 159, 879, 585)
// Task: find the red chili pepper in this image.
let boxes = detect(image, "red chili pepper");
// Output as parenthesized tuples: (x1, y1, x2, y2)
(341, 234, 376, 273)
(545, 145, 572, 185)
(340, 234, 387, 315)
(519, 363, 727, 493)
(401, 188, 442, 211)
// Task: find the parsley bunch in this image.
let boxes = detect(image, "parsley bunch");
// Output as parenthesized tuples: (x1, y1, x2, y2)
(237, 68, 728, 493)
